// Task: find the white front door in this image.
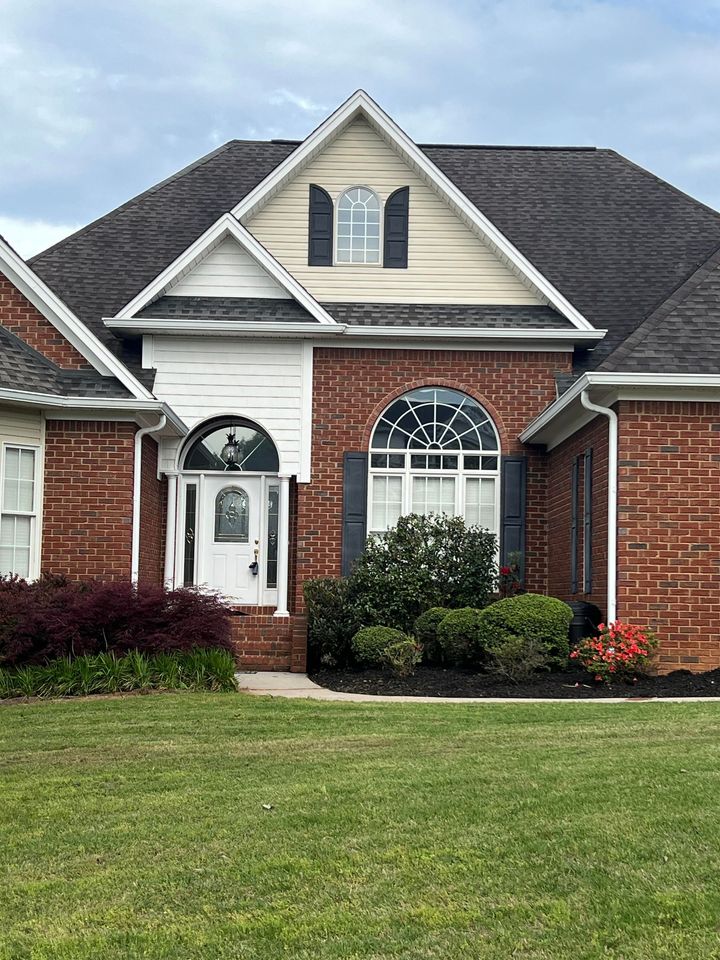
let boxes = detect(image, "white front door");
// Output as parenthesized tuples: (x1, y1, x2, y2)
(200, 476, 263, 604)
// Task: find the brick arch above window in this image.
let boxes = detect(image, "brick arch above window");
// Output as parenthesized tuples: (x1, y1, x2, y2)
(360, 377, 510, 452)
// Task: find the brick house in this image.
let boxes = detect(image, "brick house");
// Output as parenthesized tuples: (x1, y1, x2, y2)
(2, 90, 720, 672)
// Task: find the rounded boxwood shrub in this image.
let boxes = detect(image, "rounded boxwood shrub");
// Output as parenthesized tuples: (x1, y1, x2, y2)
(436, 607, 485, 665)
(413, 607, 451, 663)
(351, 626, 409, 666)
(476, 594, 573, 669)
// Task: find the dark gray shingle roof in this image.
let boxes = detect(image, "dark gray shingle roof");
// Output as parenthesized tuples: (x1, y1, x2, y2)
(322, 302, 570, 328)
(27, 139, 720, 372)
(0, 326, 131, 398)
(598, 244, 720, 373)
(138, 295, 318, 322)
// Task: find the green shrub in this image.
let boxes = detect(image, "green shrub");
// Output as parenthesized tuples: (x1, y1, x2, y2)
(477, 594, 572, 669)
(351, 626, 408, 667)
(436, 608, 485, 665)
(485, 635, 551, 683)
(413, 607, 451, 663)
(304, 577, 361, 668)
(350, 514, 498, 633)
(383, 638, 423, 677)
(0, 648, 237, 699)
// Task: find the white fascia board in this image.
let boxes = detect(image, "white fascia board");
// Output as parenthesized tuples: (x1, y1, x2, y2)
(231, 89, 595, 333)
(114, 213, 337, 325)
(105, 318, 344, 338)
(0, 236, 154, 400)
(0, 388, 187, 434)
(105, 316, 605, 345)
(520, 371, 720, 448)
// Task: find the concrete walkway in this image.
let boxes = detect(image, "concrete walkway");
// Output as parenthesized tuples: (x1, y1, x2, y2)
(234, 671, 720, 704)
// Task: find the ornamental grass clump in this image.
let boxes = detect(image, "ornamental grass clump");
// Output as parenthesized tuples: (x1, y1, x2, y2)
(570, 621, 658, 683)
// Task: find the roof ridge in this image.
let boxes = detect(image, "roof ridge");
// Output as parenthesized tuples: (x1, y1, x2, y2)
(599, 239, 720, 371)
(29, 140, 241, 264)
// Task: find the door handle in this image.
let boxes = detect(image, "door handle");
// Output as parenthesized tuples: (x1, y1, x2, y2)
(249, 539, 260, 576)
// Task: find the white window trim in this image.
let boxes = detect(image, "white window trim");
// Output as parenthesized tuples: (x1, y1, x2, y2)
(333, 186, 383, 266)
(367, 455, 501, 535)
(0, 439, 43, 581)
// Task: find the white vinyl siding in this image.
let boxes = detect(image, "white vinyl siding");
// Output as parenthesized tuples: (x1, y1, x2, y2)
(0, 408, 42, 579)
(150, 337, 309, 478)
(248, 117, 542, 305)
(166, 237, 291, 299)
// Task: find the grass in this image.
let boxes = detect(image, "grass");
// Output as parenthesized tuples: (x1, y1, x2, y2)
(2, 696, 720, 959)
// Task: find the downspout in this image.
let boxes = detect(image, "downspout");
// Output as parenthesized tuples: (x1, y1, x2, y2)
(579, 390, 617, 622)
(131, 415, 166, 584)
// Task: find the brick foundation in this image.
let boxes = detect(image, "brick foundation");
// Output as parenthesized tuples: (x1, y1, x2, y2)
(228, 608, 307, 671)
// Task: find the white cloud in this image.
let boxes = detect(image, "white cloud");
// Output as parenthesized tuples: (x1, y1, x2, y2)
(0, 216, 81, 259)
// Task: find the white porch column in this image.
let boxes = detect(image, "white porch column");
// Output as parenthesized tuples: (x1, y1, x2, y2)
(163, 471, 178, 588)
(274, 474, 291, 618)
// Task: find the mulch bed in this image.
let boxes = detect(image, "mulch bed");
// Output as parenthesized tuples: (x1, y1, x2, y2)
(310, 666, 720, 699)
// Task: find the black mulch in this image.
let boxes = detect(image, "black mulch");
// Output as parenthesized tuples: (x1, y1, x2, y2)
(310, 666, 720, 699)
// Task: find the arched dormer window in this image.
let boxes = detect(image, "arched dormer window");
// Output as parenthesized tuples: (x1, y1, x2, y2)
(336, 187, 380, 264)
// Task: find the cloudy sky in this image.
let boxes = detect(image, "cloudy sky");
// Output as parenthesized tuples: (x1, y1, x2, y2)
(1, 0, 719, 257)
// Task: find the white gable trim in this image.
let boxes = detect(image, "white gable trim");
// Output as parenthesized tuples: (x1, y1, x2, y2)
(231, 90, 595, 332)
(0, 235, 153, 399)
(115, 213, 337, 324)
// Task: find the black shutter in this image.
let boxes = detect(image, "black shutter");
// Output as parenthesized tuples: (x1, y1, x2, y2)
(570, 457, 579, 594)
(500, 455, 527, 582)
(583, 448, 593, 594)
(383, 186, 409, 268)
(341, 452, 368, 575)
(308, 184, 333, 266)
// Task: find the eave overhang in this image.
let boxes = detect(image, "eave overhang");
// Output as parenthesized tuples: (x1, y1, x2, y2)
(521, 372, 720, 450)
(104, 316, 606, 346)
(0, 388, 187, 435)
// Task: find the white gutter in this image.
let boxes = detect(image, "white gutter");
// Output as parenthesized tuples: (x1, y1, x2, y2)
(0, 388, 187, 434)
(131, 415, 166, 584)
(580, 390, 618, 622)
(104, 317, 606, 344)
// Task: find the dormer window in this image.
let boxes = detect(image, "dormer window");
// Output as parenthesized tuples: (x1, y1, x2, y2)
(336, 187, 380, 264)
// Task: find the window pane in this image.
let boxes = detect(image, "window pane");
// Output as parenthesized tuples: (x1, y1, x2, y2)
(412, 477, 456, 516)
(3, 448, 35, 512)
(0, 514, 31, 578)
(266, 485, 279, 589)
(183, 484, 197, 587)
(465, 478, 496, 531)
(184, 422, 279, 472)
(214, 488, 249, 543)
(371, 475, 402, 530)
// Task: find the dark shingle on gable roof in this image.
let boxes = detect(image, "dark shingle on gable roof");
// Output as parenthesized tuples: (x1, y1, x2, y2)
(597, 243, 720, 373)
(27, 138, 720, 370)
(322, 303, 571, 328)
(0, 326, 131, 397)
(137, 296, 318, 322)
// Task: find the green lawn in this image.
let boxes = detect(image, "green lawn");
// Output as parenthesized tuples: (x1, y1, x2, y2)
(2, 695, 720, 959)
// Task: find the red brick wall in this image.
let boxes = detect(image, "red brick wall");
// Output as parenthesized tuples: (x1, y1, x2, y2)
(0, 271, 90, 369)
(617, 401, 720, 671)
(547, 415, 609, 614)
(138, 436, 165, 585)
(292, 347, 572, 612)
(42, 420, 136, 580)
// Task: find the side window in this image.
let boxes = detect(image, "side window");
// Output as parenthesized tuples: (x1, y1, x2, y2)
(0, 446, 37, 579)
